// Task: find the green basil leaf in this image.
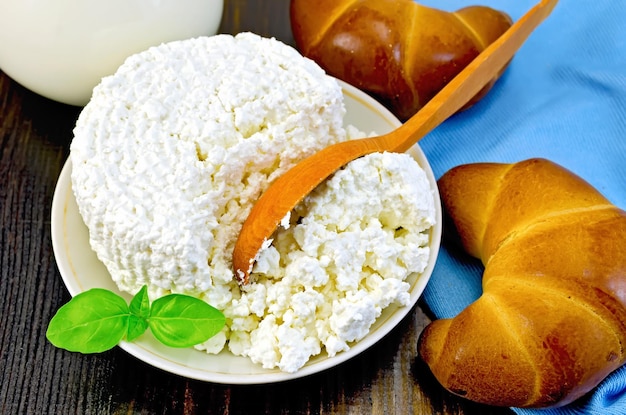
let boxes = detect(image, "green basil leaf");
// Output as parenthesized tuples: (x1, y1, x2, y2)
(129, 285, 150, 319)
(149, 294, 225, 348)
(126, 314, 149, 342)
(126, 286, 150, 341)
(46, 288, 129, 353)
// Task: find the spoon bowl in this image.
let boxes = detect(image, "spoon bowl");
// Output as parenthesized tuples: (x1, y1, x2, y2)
(233, 0, 559, 283)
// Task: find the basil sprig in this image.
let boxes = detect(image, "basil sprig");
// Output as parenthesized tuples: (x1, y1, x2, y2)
(46, 286, 225, 353)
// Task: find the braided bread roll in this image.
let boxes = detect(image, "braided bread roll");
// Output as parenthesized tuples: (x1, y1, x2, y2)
(418, 158, 626, 407)
(290, 0, 512, 121)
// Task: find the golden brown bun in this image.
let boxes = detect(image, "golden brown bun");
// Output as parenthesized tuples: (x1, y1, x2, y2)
(290, 0, 512, 121)
(418, 158, 626, 408)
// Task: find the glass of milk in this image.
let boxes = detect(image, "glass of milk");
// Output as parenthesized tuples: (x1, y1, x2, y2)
(0, 0, 224, 106)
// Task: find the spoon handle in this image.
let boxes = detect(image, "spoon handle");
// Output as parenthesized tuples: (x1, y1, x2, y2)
(233, 0, 559, 283)
(380, 0, 559, 152)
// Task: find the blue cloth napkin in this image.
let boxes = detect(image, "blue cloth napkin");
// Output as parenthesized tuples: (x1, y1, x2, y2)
(413, 0, 626, 414)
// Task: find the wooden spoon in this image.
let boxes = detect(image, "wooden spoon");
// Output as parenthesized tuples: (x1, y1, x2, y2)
(233, 0, 559, 284)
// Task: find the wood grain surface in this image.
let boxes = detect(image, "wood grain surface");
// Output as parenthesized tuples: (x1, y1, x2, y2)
(0, 1, 513, 414)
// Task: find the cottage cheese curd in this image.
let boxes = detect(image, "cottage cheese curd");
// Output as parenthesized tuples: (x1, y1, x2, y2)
(70, 32, 435, 373)
(236, 152, 435, 372)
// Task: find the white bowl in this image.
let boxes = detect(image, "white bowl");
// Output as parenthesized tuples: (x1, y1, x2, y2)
(50, 80, 443, 384)
(0, 0, 224, 106)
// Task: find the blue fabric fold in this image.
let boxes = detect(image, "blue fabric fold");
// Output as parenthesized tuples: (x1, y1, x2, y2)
(413, 0, 626, 413)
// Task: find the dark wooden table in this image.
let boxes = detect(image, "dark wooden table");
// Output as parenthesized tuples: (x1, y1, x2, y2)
(0, 1, 514, 414)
